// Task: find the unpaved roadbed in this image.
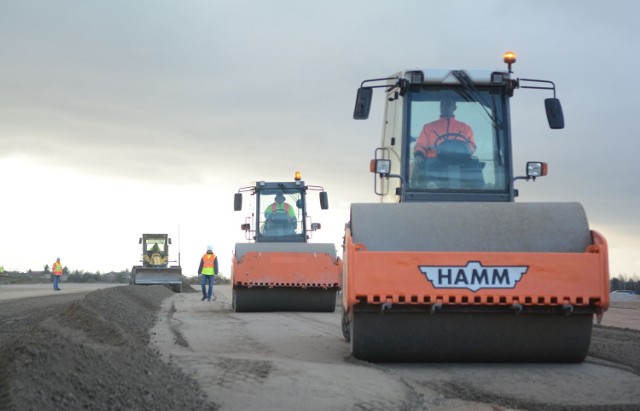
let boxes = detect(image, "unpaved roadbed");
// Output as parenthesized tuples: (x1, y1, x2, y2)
(0, 285, 214, 411)
(1, 285, 639, 410)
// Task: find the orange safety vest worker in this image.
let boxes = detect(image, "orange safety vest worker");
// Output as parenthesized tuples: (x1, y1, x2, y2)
(267, 203, 296, 220)
(270, 203, 291, 214)
(200, 253, 217, 276)
(414, 116, 476, 158)
(52, 260, 63, 276)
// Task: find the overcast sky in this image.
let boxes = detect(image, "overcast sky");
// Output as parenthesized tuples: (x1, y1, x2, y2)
(1, 0, 638, 279)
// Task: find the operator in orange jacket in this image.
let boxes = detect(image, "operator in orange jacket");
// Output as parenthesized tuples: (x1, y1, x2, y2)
(414, 96, 476, 159)
(52, 257, 63, 291)
(198, 245, 218, 301)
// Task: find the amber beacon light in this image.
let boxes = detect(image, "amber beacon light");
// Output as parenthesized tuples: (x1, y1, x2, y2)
(503, 51, 517, 73)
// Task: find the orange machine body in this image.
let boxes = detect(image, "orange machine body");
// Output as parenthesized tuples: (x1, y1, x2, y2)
(233, 250, 341, 290)
(343, 228, 609, 315)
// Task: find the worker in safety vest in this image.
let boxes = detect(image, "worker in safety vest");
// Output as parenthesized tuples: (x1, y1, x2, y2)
(198, 245, 218, 301)
(52, 257, 63, 291)
(414, 96, 476, 159)
(264, 192, 296, 225)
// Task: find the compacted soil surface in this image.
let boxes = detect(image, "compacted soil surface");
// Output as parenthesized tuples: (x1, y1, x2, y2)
(0, 285, 639, 411)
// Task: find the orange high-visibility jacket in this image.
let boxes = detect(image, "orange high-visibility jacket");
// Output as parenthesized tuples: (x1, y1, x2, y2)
(266, 203, 295, 218)
(52, 261, 63, 276)
(414, 116, 476, 158)
(200, 253, 217, 276)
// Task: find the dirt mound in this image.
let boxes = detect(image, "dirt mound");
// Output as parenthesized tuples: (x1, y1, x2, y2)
(0, 285, 216, 411)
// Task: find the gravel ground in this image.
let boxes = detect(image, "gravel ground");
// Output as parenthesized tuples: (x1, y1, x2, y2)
(590, 294, 640, 375)
(0, 285, 638, 411)
(0, 284, 216, 411)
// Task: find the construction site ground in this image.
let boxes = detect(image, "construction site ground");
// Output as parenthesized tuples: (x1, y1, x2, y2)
(1, 283, 639, 411)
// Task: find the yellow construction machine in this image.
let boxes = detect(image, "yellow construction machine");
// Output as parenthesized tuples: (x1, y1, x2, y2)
(131, 233, 182, 293)
(342, 52, 610, 362)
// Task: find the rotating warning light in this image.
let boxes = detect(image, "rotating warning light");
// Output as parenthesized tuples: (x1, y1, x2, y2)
(294, 171, 302, 181)
(503, 51, 517, 65)
(503, 51, 517, 74)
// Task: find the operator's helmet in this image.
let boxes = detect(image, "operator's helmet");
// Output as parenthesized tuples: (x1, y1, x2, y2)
(440, 95, 457, 108)
(275, 192, 285, 203)
(207, 245, 213, 252)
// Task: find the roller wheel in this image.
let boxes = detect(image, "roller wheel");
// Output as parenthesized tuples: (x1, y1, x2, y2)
(233, 287, 337, 312)
(350, 308, 593, 363)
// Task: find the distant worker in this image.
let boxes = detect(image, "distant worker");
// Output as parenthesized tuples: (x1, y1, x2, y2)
(198, 245, 218, 301)
(52, 257, 63, 291)
(264, 192, 296, 226)
(414, 96, 476, 160)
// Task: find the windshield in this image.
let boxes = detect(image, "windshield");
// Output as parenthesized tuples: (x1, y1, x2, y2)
(407, 88, 508, 192)
(145, 238, 166, 254)
(257, 189, 304, 238)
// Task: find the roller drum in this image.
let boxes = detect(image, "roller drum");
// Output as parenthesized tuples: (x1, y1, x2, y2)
(233, 287, 338, 312)
(347, 202, 595, 362)
(350, 202, 592, 253)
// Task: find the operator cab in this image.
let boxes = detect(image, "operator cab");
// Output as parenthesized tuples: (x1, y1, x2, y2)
(407, 88, 505, 194)
(234, 172, 329, 244)
(140, 234, 170, 267)
(355, 53, 563, 203)
(257, 184, 306, 242)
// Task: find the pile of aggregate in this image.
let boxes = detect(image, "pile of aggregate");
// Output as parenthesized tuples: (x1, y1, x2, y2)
(0, 285, 216, 411)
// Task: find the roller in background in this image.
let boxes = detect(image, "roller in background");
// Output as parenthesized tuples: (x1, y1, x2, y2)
(231, 172, 342, 312)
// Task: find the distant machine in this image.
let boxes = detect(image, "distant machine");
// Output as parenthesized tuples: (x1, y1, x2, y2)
(341, 52, 610, 362)
(231, 172, 342, 312)
(131, 233, 182, 293)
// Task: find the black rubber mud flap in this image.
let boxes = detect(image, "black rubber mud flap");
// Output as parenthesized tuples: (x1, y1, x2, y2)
(350, 309, 592, 363)
(341, 306, 351, 342)
(232, 287, 338, 312)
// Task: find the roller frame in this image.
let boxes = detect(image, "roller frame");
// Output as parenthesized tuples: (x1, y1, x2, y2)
(342, 202, 610, 362)
(232, 242, 342, 312)
(233, 286, 339, 312)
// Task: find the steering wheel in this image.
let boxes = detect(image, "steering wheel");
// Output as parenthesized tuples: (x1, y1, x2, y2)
(265, 213, 296, 235)
(266, 213, 290, 223)
(433, 132, 472, 162)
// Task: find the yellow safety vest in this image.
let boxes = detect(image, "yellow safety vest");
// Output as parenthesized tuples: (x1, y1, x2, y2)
(201, 253, 216, 275)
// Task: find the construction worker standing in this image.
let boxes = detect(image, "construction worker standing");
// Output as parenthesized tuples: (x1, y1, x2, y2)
(198, 245, 218, 301)
(52, 257, 63, 291)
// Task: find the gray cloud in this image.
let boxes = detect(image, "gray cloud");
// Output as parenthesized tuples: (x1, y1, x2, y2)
(1, 0, 638, 275)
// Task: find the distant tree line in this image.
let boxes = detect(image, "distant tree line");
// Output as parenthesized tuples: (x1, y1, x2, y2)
(611, 274, 639, 294)
(1, 266, 230, 286)
(2, 264, 634, 292)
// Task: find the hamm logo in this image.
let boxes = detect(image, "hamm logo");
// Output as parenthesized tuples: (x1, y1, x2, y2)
(418, 261, 528, 292)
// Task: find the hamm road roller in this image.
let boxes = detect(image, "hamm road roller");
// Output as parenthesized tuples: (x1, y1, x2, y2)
(342, 52, 609, 362)
(232, 172, 341, 312)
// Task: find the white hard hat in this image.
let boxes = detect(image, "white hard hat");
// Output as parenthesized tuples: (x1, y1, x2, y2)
(207, 245, 213, 251)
